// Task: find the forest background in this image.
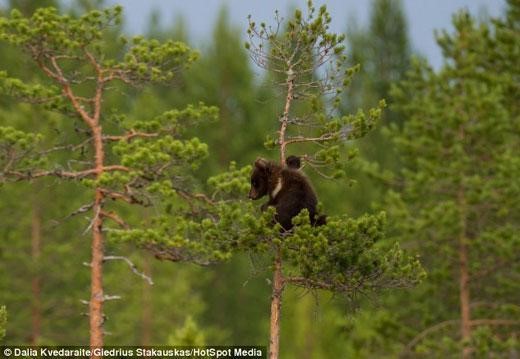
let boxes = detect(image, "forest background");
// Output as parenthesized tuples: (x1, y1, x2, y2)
(0, 0, 518, 358)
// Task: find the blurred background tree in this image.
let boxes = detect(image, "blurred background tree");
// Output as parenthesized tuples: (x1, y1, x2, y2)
(339, 0, 411, 215)
(386, 2, 520, 357)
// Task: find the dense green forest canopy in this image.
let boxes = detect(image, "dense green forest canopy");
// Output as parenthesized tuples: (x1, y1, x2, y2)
(0, 0, 518, 358)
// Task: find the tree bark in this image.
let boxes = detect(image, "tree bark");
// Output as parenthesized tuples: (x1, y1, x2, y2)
(269, 250, 284, 359)
(458, 188, 471, 359)
(457, 125, 471, 359)
(279, 67, 295, 165)
(141, 257, 153, 346)
(89, 124, 105, 355)
(30, 201, 41, 345)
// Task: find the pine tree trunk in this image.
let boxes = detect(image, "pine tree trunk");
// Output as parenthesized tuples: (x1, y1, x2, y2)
(458, 188, 471, 359)
(459, 236, 471, 358)
(30, 201, 41, 345)
(141, 257, 153, 346)
(90, 125, 105, 355)
(268, 63, 293, 359)
(269, 250, 284, 359)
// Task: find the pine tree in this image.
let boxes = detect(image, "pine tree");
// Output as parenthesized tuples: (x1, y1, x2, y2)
(0, 2, 95, 345)
(0, 6, 230, 351)
(341, 0, 411, 214)
(388, 2, 520, 356)
(345, 0, 410, 118)
(243, 2, 424, 358)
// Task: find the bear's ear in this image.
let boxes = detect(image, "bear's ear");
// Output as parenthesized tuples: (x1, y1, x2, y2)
(286, 155, 301, 169)
(254, 158, 269, 170)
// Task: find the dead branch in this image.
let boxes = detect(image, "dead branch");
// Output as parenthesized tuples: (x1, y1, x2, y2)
(146, 244, 210, 266)
(103, 130, 159, 142)
(100, 211, 129, 229)
(284, 134, 335, 145)
(103, 255, 153, 285)
(286, 276, 334, 290)
(39, 137, 93, 155)
(99, 188, 148, 206)
(4, 164, 129, 181)
(103, 294, 122, 301)
(63, 202, 95, 221)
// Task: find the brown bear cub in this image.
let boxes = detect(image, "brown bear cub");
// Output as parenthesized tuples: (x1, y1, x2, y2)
(248, 156, 326, 230)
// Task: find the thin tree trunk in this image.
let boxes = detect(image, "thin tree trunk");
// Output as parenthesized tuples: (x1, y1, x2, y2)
(141, 257, 153, 346)
(279, 67, 295, 165)
(458, 189, 471, 358)
(457, 127, 471, 359)
(30, 201, 41, 345)
(268, 64, 294, 359)
(269, 250, 284, 359)
(459, 230, 471, 358)
(90, 124, 105, 354)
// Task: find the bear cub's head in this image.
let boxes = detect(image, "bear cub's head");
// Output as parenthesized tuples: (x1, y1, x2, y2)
(248, 158, 272, 200)
(248, 156, 301, 200)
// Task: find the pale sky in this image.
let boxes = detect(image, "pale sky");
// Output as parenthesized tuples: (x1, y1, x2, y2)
(104, 0, 505, 69)
(5, 0, 507, 69)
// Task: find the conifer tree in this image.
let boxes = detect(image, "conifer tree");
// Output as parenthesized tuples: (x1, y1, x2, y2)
(345, 0, 410, 120)
(0, 6, 229, 351)
(243, 2, 424, 357)
(388, 2, 520, 356)
(341, 0, 411, 214)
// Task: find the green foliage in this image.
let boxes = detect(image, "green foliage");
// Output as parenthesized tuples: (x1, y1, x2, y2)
(345, 0, 410, 115)
(0, 5, 234, 266)
(0, 5, 194, 86)
(241, 0, 423, 302)
(2, 1, 516, 355)
(246, 1, 388, 178)
(338, 0, 412, 216)
(286, 211, 424, 293)
(0, 4, 238, 346)
(0, 126, 44, 182)
(207, 162, 251, 197)
(383, 3, 520, 355)
(168, 316, 206, 346)
(0, 71, 64, 110)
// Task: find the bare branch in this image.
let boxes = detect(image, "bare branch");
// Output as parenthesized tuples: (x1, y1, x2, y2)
(3, 164, 129, 182)
(61, 202, 95, 222)
(103, 294, 122, 301)
(83, 205, 101, 235)
(99, 188, 149, 206)
(100, 211, 129, 229)
(286, 276, 336, 290)
(103, 255, 154, 285)
(147, 244, 211, 266)
(284, 133, 335, 145)
(39, 137, 93, 155)
(103, 130, 159, 142)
